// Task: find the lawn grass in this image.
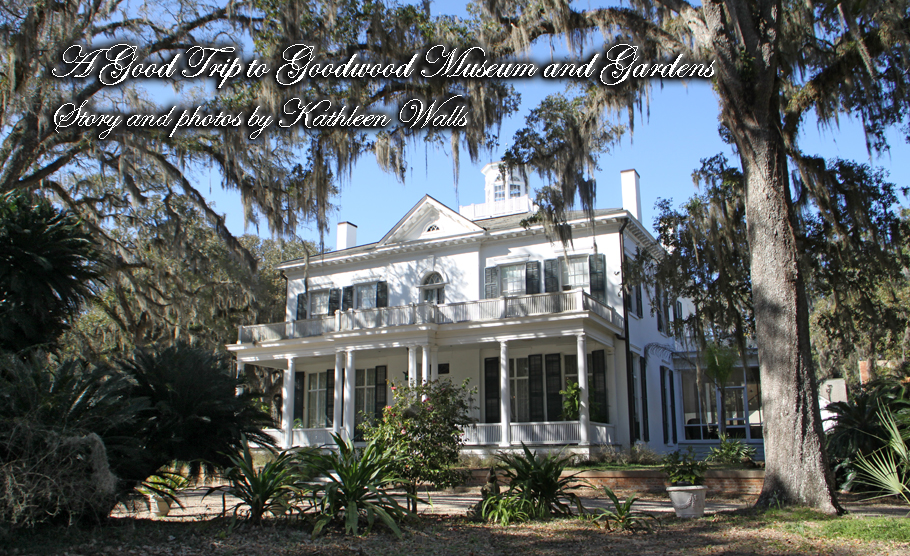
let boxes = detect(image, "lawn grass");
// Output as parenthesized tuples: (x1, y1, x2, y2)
(808, 516, 910, 542)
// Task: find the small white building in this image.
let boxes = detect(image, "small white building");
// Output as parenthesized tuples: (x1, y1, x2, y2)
(228, 164, 764, 456)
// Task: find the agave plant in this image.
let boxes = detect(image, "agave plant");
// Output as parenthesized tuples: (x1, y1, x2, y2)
(207, 438, 311, 524)
(309, 434, 413, 538)
(494, 443, 585, 518)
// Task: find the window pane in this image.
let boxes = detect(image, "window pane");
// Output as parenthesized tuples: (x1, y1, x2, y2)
(311, 291, 330, 315)
(509, 183, 521, 198)
(561, 258, 589, 291)
(494, 183, 505, 201)
(501, 264, 525, 295)
(356, 284, 376, 309)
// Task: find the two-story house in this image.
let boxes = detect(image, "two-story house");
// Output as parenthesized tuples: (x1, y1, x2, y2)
(228, 163, 763, 457)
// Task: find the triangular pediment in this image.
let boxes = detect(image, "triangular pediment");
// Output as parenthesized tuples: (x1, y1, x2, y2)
(378, 196, 483, 246)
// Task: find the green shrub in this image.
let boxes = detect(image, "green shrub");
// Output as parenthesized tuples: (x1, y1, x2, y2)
(481, 492, 534, 526)
(494, 444, 585, 519)
(592, 485, 659, 533)
(309, 434, 413, 538)
(206, 438, 310, 524)
(706, 434, 756, 464)
(661, 447, 708, 485)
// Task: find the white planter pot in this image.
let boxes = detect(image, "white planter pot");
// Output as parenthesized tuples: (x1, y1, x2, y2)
(666, 485, 708, 518)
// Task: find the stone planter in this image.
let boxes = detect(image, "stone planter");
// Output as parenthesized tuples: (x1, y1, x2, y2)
(666, 485, 708, 518)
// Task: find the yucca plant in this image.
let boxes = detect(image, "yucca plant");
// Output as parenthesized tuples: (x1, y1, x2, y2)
(592, 485, 659, 533)
(309, 434, 413, 538)
(854, 407, 910, 507)
(207, 438, 310, 524)
(494, 443, 585, 518)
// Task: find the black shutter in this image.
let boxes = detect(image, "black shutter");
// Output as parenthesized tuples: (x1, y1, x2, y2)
(592, 350, 607, 423)
(635, 283, 643, 317)
(525, 261, 541, 295)
(670, 369, 678, 444)
(328, 288, 341, 315)
(438, 363, 450, 374)
(374, 365, 387, 419)
(641, 360, 650, 442)
(484, 267, 500, 299)
(294, 372, 305, 423)
(655, 284, 664, 333)
(528, 354, 544, 421)
(296, 293, 307, 320)
(660, 366, 669, 444)
(545, 354, 562, 421)
(342, 286, 354, 310)
(484, 357, 500, 423)
(544, 259, 559, 292)
(589, 253, 606, 303)
(325, 370, 335, 427)
(376, 281, 388, 307)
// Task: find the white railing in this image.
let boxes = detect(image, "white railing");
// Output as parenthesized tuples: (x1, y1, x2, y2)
(462, 423, 502, 445)
(459, 195, 533, 219)
(238, 290, 621, 343)
(511, 421, 581, 444)
(292, 427, 335, 447)
(591, 422, 615, 445)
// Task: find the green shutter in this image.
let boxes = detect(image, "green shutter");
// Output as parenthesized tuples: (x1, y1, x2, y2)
(376, 281, 388, 307)
(525, 261, 541, 295)
(589, 253, 607, 303)
(296, 293, 307, 320)
(484, 266, 500, 299)
(328, 288, 341, 315)
(484, 357, 500, 423)
(325, 370, 334, 427)
(528, 354, 544, 421)
(544, 259, 559, 292)
(342, 286, 354, 311)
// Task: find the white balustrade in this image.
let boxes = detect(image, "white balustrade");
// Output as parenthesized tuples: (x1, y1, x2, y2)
(590, 422, 615, 445)
(462, 423, 502, 445)
(511, 421, 582, 445)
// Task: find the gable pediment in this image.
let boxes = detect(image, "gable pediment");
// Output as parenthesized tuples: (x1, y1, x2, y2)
(378, 196, 483, 246)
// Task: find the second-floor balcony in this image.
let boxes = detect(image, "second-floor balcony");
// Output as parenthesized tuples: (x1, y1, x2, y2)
(238, 289, 624, 344)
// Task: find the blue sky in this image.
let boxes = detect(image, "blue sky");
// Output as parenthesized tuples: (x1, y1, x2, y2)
(203, 2, 910, 248)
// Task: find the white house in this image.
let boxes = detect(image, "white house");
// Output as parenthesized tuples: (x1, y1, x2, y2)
(228, 163, 764, 456)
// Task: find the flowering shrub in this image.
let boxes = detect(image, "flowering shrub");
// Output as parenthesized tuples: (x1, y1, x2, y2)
(362, 379, 475, 511)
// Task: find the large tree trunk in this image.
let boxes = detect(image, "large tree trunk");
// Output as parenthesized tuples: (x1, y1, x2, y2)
(739, 129, 842, 513)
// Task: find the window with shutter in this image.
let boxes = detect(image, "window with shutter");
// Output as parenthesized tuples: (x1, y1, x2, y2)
(591, 350, 608, 423)
(484, 358, 500, 423)
(641, 359, 650, 442)
(374, 366, 387, 419)
(328, 288, 341, 315)
(562, 257, 589, 291)
(376, 281, 388, 307)
(296, 293, 308, 320)
(501, 263, 525, 295)
(661, 366, 669, 444)
(545, 354, 562, 421)
(528, 355, 544, 421)
(325, 370, 335, 427)
(588, 253, 606, 303)
(341, 286, 354, 311)
(294, 373, 305, 424)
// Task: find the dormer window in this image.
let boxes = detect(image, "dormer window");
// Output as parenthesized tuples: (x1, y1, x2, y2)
(494, 181, 505, 202)
(422, 272, 445, 304)
(510, 182, 521, 198)
(426, 224, 440, 232)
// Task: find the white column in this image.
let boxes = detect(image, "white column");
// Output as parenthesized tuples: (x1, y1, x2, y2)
(333, 351, 344, 435)
(235, 361, 245, 396)
(344, 349, 356, 441)
(422, 345, 431, 384)
(430, 347, 439, 381)
(577, 334, 591, 446)
(282, 358, 296, 449)
(407, 346, 417, 386)
(499, 340, 511, 447)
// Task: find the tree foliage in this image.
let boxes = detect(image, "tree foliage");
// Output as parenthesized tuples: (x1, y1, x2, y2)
(362, 379, 474, 512)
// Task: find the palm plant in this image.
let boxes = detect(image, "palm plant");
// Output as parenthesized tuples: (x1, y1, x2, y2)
(494, 443, 585, 518)
(0, 191, 105, 352)
(854, 407, 910, 507)
(206, 438, 310, 524)
(592, 486, 659, 533)
(112, 343, 275, 489)
(309, 434, 413, 538)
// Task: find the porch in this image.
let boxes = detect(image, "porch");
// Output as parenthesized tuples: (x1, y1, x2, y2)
(237, 289, 624, 344)
(262, 420, 616, 449)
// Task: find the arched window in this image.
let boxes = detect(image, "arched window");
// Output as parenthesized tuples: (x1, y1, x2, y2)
(422, 272, 445, 304)
(426, 224, 440, 232)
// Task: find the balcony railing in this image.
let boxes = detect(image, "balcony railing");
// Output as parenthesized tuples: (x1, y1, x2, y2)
(238, 290, 624, 343)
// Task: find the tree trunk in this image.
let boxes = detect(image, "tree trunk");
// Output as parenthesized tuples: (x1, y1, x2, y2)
(739, 130, 842, 513)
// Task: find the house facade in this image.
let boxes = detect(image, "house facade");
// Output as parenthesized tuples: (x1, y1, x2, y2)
(228, 164, 764, 456)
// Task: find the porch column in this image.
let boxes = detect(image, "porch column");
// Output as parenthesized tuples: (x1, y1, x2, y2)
(407, 346, 417, 386)
(333, 351, 344, 436)
(235, 361, 245, 396)
(343, 349, 356, 441)
(500, 340, 511, 447)
(430, 347, 439, 381)
(422, 345, 431, 384)
(577, 333, 591, 446)
(282, 358, 296, 449)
